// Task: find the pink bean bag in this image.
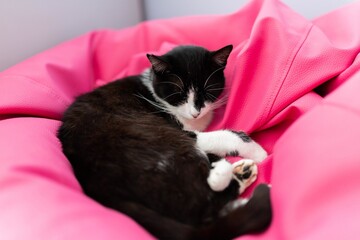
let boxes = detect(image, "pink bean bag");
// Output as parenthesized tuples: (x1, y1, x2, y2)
(1, 0, 360, 239)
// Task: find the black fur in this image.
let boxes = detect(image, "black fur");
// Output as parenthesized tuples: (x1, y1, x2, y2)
(58, 45, 271, 239)
(232, 131, 252, 143)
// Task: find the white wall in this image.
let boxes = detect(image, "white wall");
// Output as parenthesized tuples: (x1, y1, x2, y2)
(1, 0, 355, 71)
(143, 0, 354, 20)
(144, 0, 246, 19)
(0, 0, 143, 71)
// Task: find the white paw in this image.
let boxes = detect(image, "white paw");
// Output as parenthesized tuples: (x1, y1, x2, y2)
(207, 159, 233, 192)
(232, 159, 258, 194)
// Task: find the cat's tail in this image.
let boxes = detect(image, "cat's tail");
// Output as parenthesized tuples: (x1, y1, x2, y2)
(113, 184, 272, 240)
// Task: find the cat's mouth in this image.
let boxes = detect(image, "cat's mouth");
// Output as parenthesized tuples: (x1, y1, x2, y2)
(180, 107, 210, 120)
(172, 103, 214, 131)
(188, 108, 201, 119)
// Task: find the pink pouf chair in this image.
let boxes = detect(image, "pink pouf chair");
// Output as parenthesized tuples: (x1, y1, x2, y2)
(1, 0, 360, 239)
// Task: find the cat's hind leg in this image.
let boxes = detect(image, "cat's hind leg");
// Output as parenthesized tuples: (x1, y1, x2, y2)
(232, 159, 258, 194)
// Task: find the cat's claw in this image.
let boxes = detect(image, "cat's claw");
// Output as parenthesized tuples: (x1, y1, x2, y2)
(232, 159, 258, 194)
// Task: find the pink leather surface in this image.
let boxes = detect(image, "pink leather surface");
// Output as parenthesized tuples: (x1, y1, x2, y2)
(1, 0, 360, 239)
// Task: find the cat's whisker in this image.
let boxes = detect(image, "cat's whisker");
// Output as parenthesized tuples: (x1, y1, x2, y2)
(217, 94, 229, 104)
(163, 92, 181, 100)
(168, 74, 185, 91)
(204, 83, 225, 91)
(158, 81, 184, 92)
(216, 99, 228, 109)
(203, 66, 225, 89)
(210, 95, 229, 110)
(206, 83, 230, 91)
(133, 93, 171, 114)
(207, 87, 228, 92)
(148, 110, 170, 114)
(213, 99, 227, 107)
(206, 92, 218, 101)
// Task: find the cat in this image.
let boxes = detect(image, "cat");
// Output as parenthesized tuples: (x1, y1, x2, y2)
(57, 44, 272, 240)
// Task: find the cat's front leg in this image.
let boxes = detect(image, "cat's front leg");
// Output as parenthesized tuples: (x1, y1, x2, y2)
(207, 159, 233, 191)
(195, 130, 267, 162)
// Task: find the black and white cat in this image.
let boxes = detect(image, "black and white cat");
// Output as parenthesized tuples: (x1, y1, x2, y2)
(58, 45, 272, 240)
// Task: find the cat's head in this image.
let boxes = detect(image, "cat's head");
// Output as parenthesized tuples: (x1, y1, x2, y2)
(147, 45, 232, 127)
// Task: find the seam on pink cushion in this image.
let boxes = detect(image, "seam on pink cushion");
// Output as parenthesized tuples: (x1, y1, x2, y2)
(0, 75, 70, 107)
(260, 23, 314, 126)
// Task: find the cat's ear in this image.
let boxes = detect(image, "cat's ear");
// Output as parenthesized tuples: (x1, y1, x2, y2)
(211, 45, 233, 67)
(147, 54, 169, 74)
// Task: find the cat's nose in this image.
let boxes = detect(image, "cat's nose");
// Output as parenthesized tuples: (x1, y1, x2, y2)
(191, 112, 200, 118)
(190, 106, 200, 118)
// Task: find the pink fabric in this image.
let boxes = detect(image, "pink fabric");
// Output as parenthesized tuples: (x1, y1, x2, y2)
(1, 0, 360, 239)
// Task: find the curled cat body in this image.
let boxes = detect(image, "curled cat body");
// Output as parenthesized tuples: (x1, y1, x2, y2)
(58, 45, 272, 240)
